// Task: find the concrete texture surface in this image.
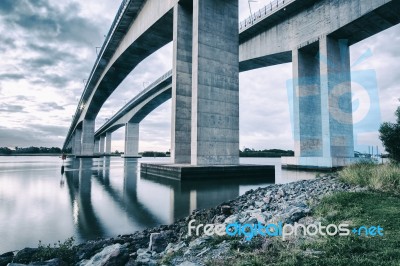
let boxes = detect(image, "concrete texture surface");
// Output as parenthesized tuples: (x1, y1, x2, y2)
(171, 3, 193, 164)
(191, 0, 240, 165)
(65, 0, 400, 167)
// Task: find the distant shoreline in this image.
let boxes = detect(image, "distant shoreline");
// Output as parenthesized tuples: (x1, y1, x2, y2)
(0, 154, 61, 157)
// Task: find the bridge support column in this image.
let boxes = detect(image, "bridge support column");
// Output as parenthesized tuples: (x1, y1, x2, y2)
(191, 0, 239, 165)
(81, 119, 95, 156)
(94, 138, 100, 154)
(171, 2, 193, 164)
(105, 132, 112, 156)
(99, 135, 105, 155)
(292, 43, 323, 157)
(73, 129, 82, 156)
(283, 37, 355, 169)
(124, 122, 140, 158)
(319, 36, 354, 158)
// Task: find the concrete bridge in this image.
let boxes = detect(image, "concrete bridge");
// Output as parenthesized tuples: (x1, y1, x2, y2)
(64, 0, 400, 169)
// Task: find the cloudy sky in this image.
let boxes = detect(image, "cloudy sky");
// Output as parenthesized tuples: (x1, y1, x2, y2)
(0, 0, 399, 154)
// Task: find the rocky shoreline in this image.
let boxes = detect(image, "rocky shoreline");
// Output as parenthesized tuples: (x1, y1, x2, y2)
(1, 175, 365, 266)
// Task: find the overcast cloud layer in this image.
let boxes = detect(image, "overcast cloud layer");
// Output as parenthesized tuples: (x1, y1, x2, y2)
(0, 0, 399, 154)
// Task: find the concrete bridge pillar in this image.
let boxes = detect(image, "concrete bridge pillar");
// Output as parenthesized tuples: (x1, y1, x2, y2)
(319, 36, 354, 158)
(191, 0, 239, 165)
(99, 135, 105, 155)
(71, 138, 75, 154)
(81, 119, 95, 156)
(105, 132, 112, 155)
(292, 43, 322, 157)
(94, 138, 100, 154)
(124, 122, 139, 157)
(73, 129, 82, 156)
(171, 2, 193, 164)
(285, 36, 354, 168)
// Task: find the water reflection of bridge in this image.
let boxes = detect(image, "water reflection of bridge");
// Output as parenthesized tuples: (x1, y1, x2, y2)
(64, 158, 274, 240)
(64, 159, 105, 240)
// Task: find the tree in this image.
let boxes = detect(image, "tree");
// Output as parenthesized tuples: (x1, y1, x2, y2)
(379, 102, 400, 162)
(0, 147, 12, 155)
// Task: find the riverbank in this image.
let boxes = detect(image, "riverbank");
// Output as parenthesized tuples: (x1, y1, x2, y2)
(2, 168, 399, 265)
(0, 154, 61, 157)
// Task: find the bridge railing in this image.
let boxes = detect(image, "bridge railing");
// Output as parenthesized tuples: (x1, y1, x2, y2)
(122, 69, 172, 112)
(64, 0, 132, 148)
(239, 0, 295, 32)
(96, 0, 130, 64)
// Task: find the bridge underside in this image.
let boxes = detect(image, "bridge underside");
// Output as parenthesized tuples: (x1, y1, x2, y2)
(66, 0, 400, 171)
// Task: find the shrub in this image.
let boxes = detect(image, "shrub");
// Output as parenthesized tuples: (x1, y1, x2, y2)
(379, 102, 400, 162)
(31, 237, 76, 264)
(339, 162, 400, 193)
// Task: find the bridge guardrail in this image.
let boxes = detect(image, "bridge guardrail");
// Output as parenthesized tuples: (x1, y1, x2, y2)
(65, 0, 132, 147)
(239, 0, 294, 32)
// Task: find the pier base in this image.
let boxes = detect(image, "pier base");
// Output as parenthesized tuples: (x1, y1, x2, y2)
(75, 155, 101, 159)
(140, 164, 275, 181)
(121, 155, 142, 158)
(281, 157, 359, 171)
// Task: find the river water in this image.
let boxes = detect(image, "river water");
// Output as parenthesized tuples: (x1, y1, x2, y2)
(0, 156, 318, 253)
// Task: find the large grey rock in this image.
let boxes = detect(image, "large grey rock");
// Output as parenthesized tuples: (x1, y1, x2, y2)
(13, 248, 37, 264)
(30, 258, 66, 266)
(220, 205, 232, 215)
(177, 261, 199, 266)
(149, 231, 173, 253)
(78, 244, 123, 266)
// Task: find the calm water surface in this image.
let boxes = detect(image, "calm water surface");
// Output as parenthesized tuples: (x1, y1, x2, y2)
(0, 156, 318, 253)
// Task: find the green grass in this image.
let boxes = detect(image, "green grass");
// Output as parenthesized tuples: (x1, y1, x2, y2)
(339, 162, 400, 193)
(207, 191, 400, 266)
(305, 192, 400, 266)
(33, 237, 76, 264)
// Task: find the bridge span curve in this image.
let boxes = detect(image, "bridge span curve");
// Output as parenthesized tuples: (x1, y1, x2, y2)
(65, 0, 400, 168)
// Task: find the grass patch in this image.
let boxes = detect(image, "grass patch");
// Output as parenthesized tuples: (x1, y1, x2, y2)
(207, 191, 400, 266)
(32, 237, 76, 264)
(339, 162, 400, 193)
(306, 191, 400, 265)
(160, 249, 184, 265)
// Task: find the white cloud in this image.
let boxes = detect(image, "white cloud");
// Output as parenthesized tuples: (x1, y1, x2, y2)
(0, 0, 399, 155)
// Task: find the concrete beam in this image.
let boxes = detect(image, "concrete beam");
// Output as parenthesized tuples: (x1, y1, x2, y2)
(82, 10, 174, 121)
(239, 0, 400, 71)
(171, 3, 193, 164)
(191, 0, 240, 165)
(95, 73, 172, 138)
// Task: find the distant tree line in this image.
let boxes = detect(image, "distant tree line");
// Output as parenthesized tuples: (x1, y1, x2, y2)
(137, 149, 294, 158)
(0, 146, 62, 155)
(140, 151, 170, 157)
(240, 148, 294, 157)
